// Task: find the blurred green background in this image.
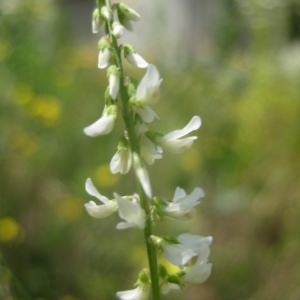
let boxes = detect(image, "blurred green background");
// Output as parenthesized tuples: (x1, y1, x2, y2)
(1, 0, 300, 299)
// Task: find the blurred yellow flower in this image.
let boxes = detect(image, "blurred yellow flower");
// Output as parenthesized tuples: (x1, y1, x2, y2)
(0, 217, 20, 243)
(180, 148, 202, 173)
(55, 196, 83, 222)
(29, 95, 62, 126)
(94, 164, 120, 187)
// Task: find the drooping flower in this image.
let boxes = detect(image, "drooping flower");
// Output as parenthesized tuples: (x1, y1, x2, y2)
(115, 193, 145, 230)
(163, 186, 204, 219)
(110, 134, 132, 174)
(115, 3, 141, 31)
(97, 37, 111, 69)
(133, 105, 158, 123)
(163, 234, 213, 268)
(123, 44, 148, 68)
(92, 8, 102, 33)
(133, 153, 152, 198)
(84, 178, 118, 218)
(182, 243, 212, 284)
(107, 65, 120, 100)
(136, 64, 162, 106)
(83, 105, 117, 137)
(136, 123, 162, 165)
(158, 116, 201, 153)
(112, 22, 125, 38)
(116, 285, 149, 300)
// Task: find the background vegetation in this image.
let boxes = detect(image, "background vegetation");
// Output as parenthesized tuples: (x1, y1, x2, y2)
(1, 0, 300, 299)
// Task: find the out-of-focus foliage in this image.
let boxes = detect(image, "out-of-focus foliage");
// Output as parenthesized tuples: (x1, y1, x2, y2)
(1, 0, 300, 299)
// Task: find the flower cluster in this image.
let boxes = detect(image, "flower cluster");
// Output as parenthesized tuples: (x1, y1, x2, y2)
(83, 1, 212, 299)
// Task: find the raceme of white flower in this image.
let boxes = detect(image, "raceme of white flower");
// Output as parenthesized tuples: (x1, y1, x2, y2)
(84, 178, 118, 218)
(83, 1, 212, 299)
(163, 186, 205, 219)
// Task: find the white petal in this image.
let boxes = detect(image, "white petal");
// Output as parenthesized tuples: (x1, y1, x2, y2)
(83, 114, 115, 137)
(173, 187, 187, 202)
(110, 150, 132, 174)
(164, 244, 197, 267)
(134, 106, 158, 123)
(126, 52, 148, 68)
(161, 136, 197, 153)
(109, 74, 120, 99)
(140, 135, 162, 165)
(84, 201, 117, 218)
(85, 178, 110, 204)
(136, 64, 161, 104)
(183, 262, 212, 284)
(115, 193, 145, 230)
(116, 286, 148, 300)
(98, 48, 110, 69)
(162, 116, 201, 141)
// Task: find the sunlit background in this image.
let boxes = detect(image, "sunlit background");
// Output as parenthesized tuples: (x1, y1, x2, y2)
(1, 0, 300, 299)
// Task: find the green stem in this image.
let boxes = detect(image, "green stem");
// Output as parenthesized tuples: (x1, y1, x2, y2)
(104, 1, 161, 299)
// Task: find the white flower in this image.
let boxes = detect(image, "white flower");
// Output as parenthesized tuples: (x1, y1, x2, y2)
(110, 147, 132, 174)
(163, 234, 213, 268)
(163, 186, 204, 219)
(182, 244, 212, 284)
(84, 178, 117, 218)
(107, 65, 120, 100)
(115, 193, 145, 230)
(92, 8, 102, 33)
(83, 105, 117, 137)
(133, 105, 158, 123)
(133, 153, 152, 198)
(136, 123, 162, 164)
(136, 64, 162, 106)
(116, 3, 141, 31)
(158, 116, 201, 153)
(124, 45, 148, 68)
(112, 22, 125, 38)
(98, 48, 110, 69)
(116, 285, 149, 300)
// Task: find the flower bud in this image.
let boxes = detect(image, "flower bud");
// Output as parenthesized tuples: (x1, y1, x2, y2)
(101, 6, 112, 22)
(112, 22, 125, 38)
(123, 44, 148, 68)
(97, 37, 111, 69)
(107, 65, 120, 100)
(92, 8, 102, 33)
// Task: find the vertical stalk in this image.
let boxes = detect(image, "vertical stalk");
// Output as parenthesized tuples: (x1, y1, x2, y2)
(104, 1, 161, 299)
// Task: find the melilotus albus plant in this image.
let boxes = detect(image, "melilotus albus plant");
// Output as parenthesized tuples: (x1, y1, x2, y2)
(83, 1, 212, 299)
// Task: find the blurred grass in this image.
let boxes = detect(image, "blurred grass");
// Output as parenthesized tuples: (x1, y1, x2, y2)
(1, 0, 300, 299)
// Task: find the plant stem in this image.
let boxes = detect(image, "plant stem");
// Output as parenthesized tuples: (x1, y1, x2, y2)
(104, 1, 161, 299)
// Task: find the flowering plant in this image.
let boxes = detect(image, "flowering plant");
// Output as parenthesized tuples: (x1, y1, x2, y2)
(83, 1, 212, 299)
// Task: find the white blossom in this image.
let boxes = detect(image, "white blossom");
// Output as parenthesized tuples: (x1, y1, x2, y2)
(163, 187, 204, 219)
(133, 105, 158, 123)
(158, 116, 201, 153)
(115, 193, 145, 230)
(83, 105, 117, 137)
(136, 64, 162, 106)
(116, 285, 149, 300)
(84, 178, 117, 218)
(163, 234, 212, 268)
(182, 243, 212, 284)
(98, 48, 110, 69)
(110, 147, 132, 174)
(112, 22, 125, 38)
